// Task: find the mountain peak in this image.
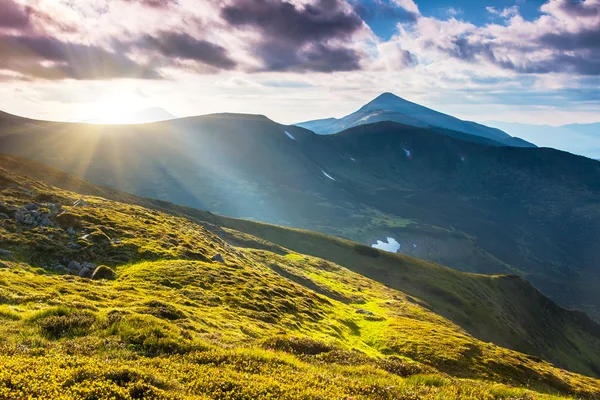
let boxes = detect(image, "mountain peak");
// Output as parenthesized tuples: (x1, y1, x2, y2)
(362, 92, 416, 112)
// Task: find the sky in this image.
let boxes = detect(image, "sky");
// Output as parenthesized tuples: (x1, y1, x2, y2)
(0, 0, 598, 126)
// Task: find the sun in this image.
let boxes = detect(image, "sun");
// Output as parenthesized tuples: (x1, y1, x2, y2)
(84, 92, 148, 124)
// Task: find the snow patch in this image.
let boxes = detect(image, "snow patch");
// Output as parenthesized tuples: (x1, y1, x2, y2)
(403, 148, 411, 157)
(372, 237, 400, 253)
(413, 243, 417, 249)
(460, 156, 465, 162)
(284, 130, 295, 140)
(350, 157, 356, 162)
(322, 171, 336, 181)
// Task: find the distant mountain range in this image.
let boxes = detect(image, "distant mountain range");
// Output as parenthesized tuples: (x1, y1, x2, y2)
(297, 93, 535, 148)
(1, 108, 600, 322)
(485, 121, 600, 159)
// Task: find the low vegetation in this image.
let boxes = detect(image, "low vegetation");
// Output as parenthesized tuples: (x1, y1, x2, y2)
(1, 160, 600, 398)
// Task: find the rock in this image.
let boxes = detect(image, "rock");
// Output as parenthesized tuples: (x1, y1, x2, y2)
(23, 203, 39, 211)
(0, 213, 9, 219)
(80, 234, 90, 240)
(23, 213, 36, 225)
(67, 261, 82, 272)
(14, 211, 24, 223)
(0, 249, 13, 256)
(53, 264, 66, 273)
(82, 262, 96, 270)
(48, 203, 62, 214)
(67, 227, 75, 235)
(356, 309, 375, 316)
(111, 238, 122, 244)
(91, 265, 116, 280)
(73, 198, 87, 207)
(78, 267, 91, 277)
(40, 217, 53, 227)
(211, 253, 225, 263)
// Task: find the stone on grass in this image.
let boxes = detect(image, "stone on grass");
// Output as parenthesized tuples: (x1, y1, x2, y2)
(212, 253, 225, 263)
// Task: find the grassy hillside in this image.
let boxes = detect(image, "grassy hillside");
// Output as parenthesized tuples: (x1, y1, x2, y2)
(1, 155, 600, 399)
(0, 112, 599, 324)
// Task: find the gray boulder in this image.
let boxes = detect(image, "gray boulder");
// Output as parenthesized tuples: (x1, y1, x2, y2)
(67, 261, 82, 272)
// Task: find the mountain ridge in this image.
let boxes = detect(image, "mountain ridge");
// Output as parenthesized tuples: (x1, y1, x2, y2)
(296, 92, 535, 147)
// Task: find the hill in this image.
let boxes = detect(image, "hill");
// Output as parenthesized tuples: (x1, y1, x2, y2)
(1, 155, 600, 398)
(0, 112, 599, 322)
(296, 93, 535, 147)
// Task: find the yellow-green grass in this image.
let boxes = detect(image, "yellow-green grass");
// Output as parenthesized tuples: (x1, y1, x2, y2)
(1, 159, 600, 398)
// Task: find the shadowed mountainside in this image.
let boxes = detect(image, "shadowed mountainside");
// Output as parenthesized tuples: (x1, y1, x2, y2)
(0, 111, 599, 322)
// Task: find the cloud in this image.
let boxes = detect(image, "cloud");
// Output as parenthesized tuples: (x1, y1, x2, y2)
(392, 0, 600, 76)
(221, 0, 365, 72)
(0, 35, 161, 80)
(136, 32, 237, 70)
(486, 6, 519, 18)
(0, 0, 31, 29)
(120, 0, 176, 8)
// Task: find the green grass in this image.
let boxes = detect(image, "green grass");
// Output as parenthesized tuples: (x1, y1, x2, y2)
(1, 159, 600, 398)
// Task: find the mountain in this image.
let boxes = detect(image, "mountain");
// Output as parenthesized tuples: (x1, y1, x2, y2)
(486, 121, 600, 159)
(297, 93, 535, 147)
(1, 111, 600, 323)
(1, 155, 600, 398)
(85, 107, 176, 124)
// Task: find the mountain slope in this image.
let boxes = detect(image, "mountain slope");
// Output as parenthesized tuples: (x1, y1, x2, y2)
(297, 93, 535, 147)
(0, 112, 599, 322)
(1, 157, 600, 398)
(487, 121, 600, 158)
(2, 153, 600, 380)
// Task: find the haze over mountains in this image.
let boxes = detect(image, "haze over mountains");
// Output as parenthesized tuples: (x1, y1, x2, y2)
(486, 121, 600, 159)
(1, 98, 600, 323)
(84, 107, 176, 125)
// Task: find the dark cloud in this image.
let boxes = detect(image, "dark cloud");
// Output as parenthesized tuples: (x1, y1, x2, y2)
(0, 0, 32, 29)
(430, 23, 600, 76)
(136, 32, 237, 69)
(539, 28, 600, 51)
(548, 0, 599, 17)
(0, 35, 162, 80)
(255, 41, 360, 72)
(222, 0, 364, 72)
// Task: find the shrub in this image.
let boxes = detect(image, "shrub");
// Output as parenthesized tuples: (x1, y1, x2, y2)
(29, 307, 96, 339)
(109, 314, 190, 356)
(139, 300, 185, 321)
(353, 244, 380, 258)
(262, 336, 334, 355)
(0, 306, 20, 321)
